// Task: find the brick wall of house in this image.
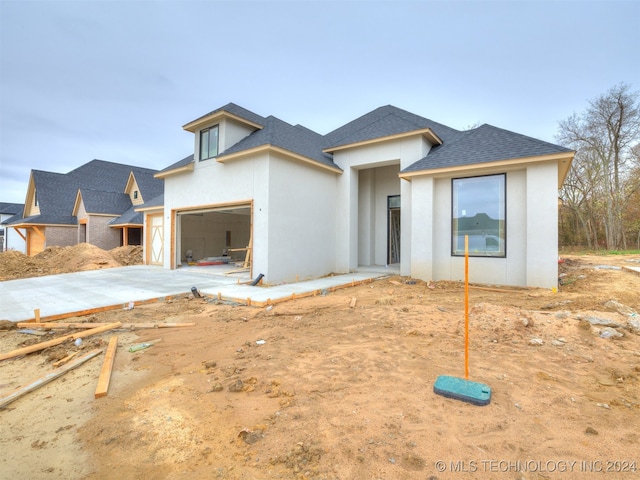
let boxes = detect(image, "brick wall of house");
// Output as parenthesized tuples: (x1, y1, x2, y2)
(46, 226, 77, 248)
(87, 215, 120, 250)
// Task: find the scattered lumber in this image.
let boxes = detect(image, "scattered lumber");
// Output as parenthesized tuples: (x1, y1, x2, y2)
(0, 348, 103, 409)
(16, 322, 196, 330)
(52, 351, 79, 368)
(349, 297, 357, 308)
(17, 329, 48, 336)
(94, 336, 118, 399)
(0, 322, 121, 362)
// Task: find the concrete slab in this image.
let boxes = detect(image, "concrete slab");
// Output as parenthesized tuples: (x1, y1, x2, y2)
(0, 266, 391, 323)
(623, 265, 640, 275)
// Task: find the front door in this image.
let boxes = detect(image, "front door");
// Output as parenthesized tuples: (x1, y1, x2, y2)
(387, 195, 400, 265)
(146, 213, 164, 265)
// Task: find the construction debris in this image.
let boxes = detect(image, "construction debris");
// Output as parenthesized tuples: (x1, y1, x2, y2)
(95, 336, 118, 398)
(0, 348, 103, 409)
(0, 322, 122, 362)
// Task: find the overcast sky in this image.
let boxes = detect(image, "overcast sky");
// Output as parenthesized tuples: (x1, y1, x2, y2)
(1, 0, 638, 204)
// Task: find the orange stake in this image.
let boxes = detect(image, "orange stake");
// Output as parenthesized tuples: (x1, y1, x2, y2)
(464, 235, 469, 380)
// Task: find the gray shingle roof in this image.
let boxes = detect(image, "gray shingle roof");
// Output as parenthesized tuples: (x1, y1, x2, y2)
(401, 124, 574, 173)
(109, 205, 143, 226)
(324, 105, 461, 149)
(137, 193, 164, 209)
(6, 160, 162, 226)
(0, 203, 23, 215)
(1, 212, 24, 225)
(79, 189, 132, 215)
(157, 154, 194, 175)
(165, 103, 571, 182)
(220, 116, 340, 170)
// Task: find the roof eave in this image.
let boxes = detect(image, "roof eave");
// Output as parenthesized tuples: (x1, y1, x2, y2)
(154, 162, 194, 179)
(324, 128, 442, 154)
(182, 111, 264, 133)
(135, 205, 164, 213)
(399, 151, 576, 186)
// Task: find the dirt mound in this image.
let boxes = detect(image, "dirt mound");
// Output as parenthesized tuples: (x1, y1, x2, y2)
(0, 243, 143, 281)
(110, 245, 143, 265)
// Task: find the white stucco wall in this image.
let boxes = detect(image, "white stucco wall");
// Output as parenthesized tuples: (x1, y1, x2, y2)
(2, 214, 26, 253)
(334, 135, 431, 273)
(525, 161, 559, 288)
(162, 149, 339, 283)
(410, 163, 559, 288)
(265, 154, 338, 283)
(162, 152, 270, 272)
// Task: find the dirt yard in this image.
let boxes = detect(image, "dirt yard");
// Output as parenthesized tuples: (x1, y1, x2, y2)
(1, 248, 639, 479)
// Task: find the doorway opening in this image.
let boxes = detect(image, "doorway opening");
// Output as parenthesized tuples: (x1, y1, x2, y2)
(387, 195, 401, 265)
(175, 202, 252, 277)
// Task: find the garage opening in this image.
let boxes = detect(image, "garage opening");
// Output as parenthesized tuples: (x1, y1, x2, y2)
(175, 203, 252, 276)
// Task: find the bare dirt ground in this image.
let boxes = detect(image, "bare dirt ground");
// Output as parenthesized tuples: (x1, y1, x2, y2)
(1, 249, 639, 480)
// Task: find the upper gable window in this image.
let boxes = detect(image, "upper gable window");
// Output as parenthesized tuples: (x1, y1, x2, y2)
(452, 174, 506, 257)
(200, 125, 219, 160)
(133, 190, 138, 199)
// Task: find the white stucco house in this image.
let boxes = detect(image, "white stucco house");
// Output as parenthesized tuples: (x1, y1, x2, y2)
(153, 103, 574, 288)
(1, 202, 26, 253)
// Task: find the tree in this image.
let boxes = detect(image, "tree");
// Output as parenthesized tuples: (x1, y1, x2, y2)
(557, 83, 640, 250)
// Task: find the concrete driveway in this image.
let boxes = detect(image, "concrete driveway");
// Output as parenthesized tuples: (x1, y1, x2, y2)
(0, 265, 389, 323)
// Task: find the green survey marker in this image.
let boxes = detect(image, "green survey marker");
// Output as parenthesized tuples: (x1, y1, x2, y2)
(433, 375, 492, 406)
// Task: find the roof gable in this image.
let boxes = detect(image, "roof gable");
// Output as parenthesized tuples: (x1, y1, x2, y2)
(324, 105, 460, 151)
(183, 102, 266, 132)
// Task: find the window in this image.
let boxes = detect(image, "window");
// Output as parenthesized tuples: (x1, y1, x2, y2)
(200, 125, 219, 160)
(133, 190, 138, 199)
(452, 174, 506, 257)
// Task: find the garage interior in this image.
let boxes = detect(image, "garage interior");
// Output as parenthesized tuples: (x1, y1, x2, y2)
(176, 204, 252, 276)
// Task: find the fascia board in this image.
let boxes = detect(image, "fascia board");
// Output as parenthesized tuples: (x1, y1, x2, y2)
(154, 163, 195, 179)
(399, 152, 575, 186)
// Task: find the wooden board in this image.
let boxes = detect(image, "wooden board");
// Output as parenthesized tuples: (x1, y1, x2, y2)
(16, 322, 196, 330)
(94, 336, 118, 398)
(52, 351, 79, 368)
(0, 348, 103, 409)
(0, 322, 121, 362)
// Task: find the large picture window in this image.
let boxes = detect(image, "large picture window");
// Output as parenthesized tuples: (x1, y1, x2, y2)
(452, 174, 506, 257)
(200, 125, 219, 160)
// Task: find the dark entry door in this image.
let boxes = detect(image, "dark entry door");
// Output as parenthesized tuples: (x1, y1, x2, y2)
(388, 195, 400, 264)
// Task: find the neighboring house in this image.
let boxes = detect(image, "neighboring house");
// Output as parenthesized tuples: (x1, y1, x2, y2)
(6, 160, 163, 255)
(154, 103, 574, 288)
(0, 202, 25, 252)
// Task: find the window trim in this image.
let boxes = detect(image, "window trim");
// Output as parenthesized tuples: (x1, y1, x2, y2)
(200, 124, 219, 161)
(451, 173, 506, 258)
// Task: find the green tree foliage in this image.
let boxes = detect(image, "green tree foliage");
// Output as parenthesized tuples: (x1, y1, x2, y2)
(557, 83, 640, 250)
